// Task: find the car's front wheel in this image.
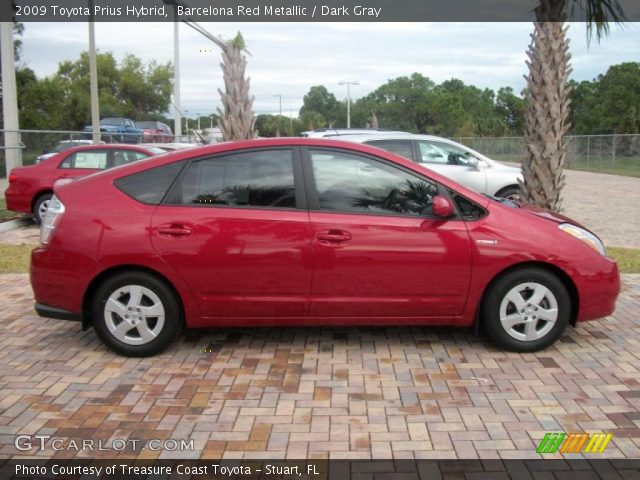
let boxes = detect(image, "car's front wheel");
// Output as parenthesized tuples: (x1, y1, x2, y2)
(91, 271, 182, 356)
(33, 193, 53, 224)
(481, 268, 571, 352)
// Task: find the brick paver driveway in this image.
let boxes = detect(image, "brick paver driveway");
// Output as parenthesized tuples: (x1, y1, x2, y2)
(1, 168, 639, 460)
(0, 273, 639, 460)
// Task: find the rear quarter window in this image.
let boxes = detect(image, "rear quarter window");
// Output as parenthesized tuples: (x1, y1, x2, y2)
(115, 161, 184, 204)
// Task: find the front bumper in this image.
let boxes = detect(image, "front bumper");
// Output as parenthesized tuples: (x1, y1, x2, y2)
(575, 258, 621, 322)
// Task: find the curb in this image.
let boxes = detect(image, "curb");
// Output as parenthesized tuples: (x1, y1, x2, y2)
(0, 217, 34, 234)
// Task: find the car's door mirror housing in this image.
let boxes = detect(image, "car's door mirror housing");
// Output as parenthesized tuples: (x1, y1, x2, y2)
(467, 156, 480, 169)
(432, 195, 455, 218)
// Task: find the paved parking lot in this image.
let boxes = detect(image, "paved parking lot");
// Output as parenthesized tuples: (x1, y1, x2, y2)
(0, 168, 639, 460)
(558, 169, 640, 249)
(0, 273, 639, 460)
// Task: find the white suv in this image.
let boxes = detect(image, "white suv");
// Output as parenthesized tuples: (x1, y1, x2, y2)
(338, 133, 522, 200)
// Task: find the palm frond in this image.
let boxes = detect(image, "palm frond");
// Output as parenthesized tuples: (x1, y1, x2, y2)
(571, 0, 627, 43)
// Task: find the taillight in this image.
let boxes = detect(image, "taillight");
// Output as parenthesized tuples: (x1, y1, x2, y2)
(39, 195, 65, 246)
(8, 173, 17, 183)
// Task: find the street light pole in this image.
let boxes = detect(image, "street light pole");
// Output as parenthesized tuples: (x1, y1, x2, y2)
(338, 80, 359, 129)
(273, 94, 282, 136)
(196, 113, 200, 131)
(173, 10, 182, 138)
(88, 1, 101, 144)
(1, 21, 22, 175)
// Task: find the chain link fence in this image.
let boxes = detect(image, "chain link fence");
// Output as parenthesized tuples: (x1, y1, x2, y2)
(2, 131, 639, 178)
(0, 129, 210, 177)
(455, 134, 640, 177)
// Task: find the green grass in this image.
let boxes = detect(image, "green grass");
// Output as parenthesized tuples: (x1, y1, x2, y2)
(0, 243, 35, 273)
(0, 198, 18, 220)
(608, 247, 640, 274)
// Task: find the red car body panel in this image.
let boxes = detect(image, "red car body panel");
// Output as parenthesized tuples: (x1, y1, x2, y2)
(5, 144, 159, 215)
(30, 138, 620, 332)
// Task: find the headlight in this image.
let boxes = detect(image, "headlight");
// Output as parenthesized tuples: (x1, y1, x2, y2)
(558, 223, 606, 256)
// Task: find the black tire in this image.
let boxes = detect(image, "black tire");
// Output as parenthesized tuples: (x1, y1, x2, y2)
(33, 193, 53, 224)
(481, 268, 570, 352)
(496, 186, 521, 201)
(91, 271, 182, 357)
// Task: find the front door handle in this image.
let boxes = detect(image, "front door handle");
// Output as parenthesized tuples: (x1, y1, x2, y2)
(156, 224, 192, 237)
(316, 230, 352, 244)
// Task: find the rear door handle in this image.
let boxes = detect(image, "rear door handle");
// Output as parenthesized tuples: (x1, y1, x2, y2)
(316, 230, 352, 244)
(156, 224, 192, 237)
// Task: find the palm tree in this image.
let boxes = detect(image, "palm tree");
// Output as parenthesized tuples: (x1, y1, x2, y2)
(215, 33, 257, 141)
(206, 32, 257, 141)
(519, 0, 625, 211)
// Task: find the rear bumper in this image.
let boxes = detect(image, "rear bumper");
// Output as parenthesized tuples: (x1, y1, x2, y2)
(4, 188, 30, 214)
(31, 246, 99, 317)
(35, 303, 81, 321)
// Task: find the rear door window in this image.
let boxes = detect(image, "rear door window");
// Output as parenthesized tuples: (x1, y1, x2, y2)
(168, 149, 297, 209)
(59, 150, 109, 169)
(365, 140, 414, 161)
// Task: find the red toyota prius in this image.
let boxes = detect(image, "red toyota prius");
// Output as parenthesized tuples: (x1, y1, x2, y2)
(30, 139, 620, 356)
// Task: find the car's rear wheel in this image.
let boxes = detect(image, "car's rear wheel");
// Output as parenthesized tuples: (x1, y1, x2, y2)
(496, 186, 521, 201)
(91, 271, 182, 357)
(33, 193, 53, 224)
(481, 268, 570, 352)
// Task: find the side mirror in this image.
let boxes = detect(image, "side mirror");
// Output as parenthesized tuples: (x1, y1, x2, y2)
(432, 194, 454, 218)
(468, 157, 480, 169)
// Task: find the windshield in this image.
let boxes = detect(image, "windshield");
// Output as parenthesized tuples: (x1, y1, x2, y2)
(54, 142, 75, 152)
(485, 194, 520, 208)
(145, 147, 168, 155)
(136, 121, 157, 129)
(101, 118, 125, 126)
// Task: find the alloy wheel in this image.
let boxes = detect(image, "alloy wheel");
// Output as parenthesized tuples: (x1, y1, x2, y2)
(498, 282, 558, 342)
(104, 285, 166, 345)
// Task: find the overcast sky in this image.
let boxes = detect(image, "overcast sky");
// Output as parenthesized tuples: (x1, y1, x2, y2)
(19, 22, 640, 118)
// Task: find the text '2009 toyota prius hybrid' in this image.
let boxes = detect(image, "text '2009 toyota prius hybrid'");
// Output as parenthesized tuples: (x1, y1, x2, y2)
(30, 139, 620, 357)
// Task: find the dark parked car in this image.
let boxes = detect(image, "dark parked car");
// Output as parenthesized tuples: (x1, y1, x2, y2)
(31, 139, 619, 357)
(137, 121, 174, 143)
(84, 118, 143, 143)
(5, 144, 164, 223)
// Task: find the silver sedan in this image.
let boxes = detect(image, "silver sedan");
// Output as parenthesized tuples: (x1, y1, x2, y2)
(338, 133, 522, 200)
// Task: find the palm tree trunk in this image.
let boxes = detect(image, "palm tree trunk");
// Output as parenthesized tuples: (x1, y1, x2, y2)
(520, 21, 572, 211)
(217, 34, 257, 141)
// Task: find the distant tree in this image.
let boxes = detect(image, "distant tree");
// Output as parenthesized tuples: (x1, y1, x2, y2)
(255, 114, 291, 137)
(24, 52, 173, 130)
(496, 87, 526, 134)
(119, 54, 173, 120)
(596, 62, 640, 134)
(299, 86, 341, 129)
(17, 69, 66, 130)
(368, 73, 435, 132)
